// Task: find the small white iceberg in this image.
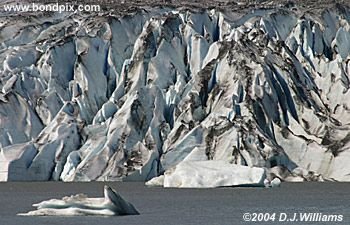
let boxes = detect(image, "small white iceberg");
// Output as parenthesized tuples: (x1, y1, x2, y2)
(264, 177, 282, 188)
(18, 185, 139, 216)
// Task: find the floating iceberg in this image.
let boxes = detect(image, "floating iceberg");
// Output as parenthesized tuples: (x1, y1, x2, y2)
(18, 185, 139, 216)
(264, 177, 282, 188)
(147, 160, 266, 188)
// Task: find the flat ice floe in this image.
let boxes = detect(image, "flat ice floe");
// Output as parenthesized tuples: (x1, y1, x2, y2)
(147, 160, 266, 188)
(18, 185, 139, 216)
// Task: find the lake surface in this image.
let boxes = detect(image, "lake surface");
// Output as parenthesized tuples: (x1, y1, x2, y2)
(0, 182, 349, 225)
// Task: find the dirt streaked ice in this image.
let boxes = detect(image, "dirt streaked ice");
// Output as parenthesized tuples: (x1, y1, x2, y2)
(1, 1, 350, 187)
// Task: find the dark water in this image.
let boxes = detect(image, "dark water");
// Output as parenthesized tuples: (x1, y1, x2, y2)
(0, 182, 349, 225)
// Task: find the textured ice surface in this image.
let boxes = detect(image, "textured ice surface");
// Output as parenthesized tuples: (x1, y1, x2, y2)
(1, 3, 350, 185)
(18, 185, 139, 216)
(163, 160, 266, 188)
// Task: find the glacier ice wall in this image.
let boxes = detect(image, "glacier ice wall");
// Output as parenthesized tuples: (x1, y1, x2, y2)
(1, 3, 350, 183)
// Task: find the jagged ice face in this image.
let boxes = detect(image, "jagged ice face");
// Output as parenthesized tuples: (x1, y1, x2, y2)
(1, 3, 350, 186)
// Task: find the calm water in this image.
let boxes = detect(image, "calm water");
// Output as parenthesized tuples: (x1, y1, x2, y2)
(0, 182, 349, 225)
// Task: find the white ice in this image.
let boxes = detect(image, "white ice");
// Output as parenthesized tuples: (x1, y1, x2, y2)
(18, 185, 139, 216)
(162, 160, 266, 188)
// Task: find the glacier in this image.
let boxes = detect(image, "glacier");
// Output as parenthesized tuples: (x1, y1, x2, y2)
(1, 1, 350, 187)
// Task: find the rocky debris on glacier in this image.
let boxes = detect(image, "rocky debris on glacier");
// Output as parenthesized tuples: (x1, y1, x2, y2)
(18, 185, 139, 216)
(1, 1, 350, 187)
